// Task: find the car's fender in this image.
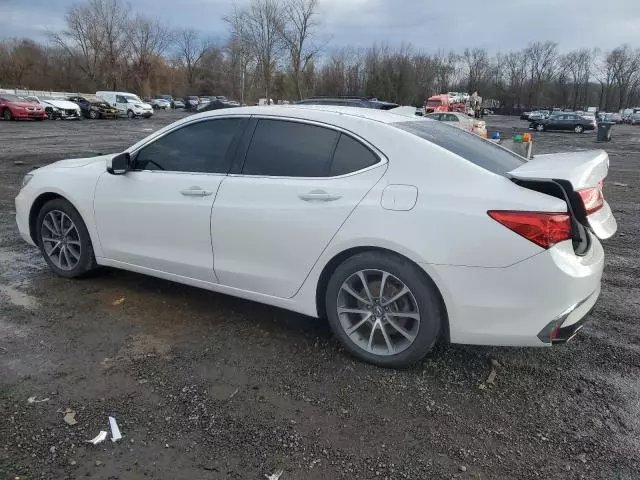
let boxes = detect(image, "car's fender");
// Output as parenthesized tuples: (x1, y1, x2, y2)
(20, 162, 107, 257)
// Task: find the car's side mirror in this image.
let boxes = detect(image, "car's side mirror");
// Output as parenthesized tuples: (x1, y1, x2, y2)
(107, 152, 131, 175)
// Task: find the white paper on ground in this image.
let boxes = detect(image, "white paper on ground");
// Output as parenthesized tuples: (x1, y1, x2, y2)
(109, 416, 122, 442)
(88, 431, 108, 445)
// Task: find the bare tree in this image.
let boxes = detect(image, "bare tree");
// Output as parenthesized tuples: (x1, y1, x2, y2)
(463, 47, 489, 91)
(176, 28, 210, 89)
(237, 0, 285, 102)
(280, 0, 322, 99)
(50, 3, 104, 87)
(525, 41, 558, 106)
(128, 15, 173, 95)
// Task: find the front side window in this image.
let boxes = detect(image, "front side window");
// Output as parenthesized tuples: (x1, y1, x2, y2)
(242, 120, 338, 177)
(133, 118, 243, 173)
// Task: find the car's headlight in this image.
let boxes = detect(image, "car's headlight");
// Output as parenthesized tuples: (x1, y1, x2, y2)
(21, 174, 34, 189)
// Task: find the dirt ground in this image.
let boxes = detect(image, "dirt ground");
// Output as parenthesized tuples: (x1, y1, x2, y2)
(0, 111, 638, 480)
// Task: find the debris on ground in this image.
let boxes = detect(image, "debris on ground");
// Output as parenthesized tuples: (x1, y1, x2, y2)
(27, 396, 49, 404)
(228, 388, 239, 400)
(62, 409, 77, 425)
(112, 297, 126, 306)
(87, 431, 108, 445)
(265, 469, 284, 480)
(612, 182, 629, 187)
(109, 416, 122, 442)
(479, 358, 501, 389)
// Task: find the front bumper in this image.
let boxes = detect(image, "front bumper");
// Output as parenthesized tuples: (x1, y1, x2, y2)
(15, 190, 35, 246)
(14, 110, 46, 119)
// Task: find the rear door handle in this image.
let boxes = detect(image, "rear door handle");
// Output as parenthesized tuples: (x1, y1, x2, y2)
(299, 190, 342, 202)
(180, 186, 213, 197)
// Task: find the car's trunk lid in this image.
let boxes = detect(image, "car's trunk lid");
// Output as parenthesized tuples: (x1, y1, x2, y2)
(507, 149, 617, 241)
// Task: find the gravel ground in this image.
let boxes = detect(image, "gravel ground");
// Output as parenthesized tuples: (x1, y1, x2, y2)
(0, 112, 638, 480)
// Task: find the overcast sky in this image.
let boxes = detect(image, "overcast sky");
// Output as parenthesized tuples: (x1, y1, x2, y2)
(1, 0, 639, 53)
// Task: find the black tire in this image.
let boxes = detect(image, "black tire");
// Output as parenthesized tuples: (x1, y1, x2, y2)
(89, 109, 98, 119)
(3, 108, 13, 120)
(127, 110, 135, 119)
(574, 125, 584, 134)
(35, 198, 96, 278)
(325, 251, 444, 368)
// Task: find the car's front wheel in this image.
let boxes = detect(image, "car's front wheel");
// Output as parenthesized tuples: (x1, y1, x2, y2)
(36, 198, 96, 278)
(127, 110, 135, 119)
(535, 123, 545, 132)
(325, 251, 443, 368)
(3, 108, 13, 120)
(89, 109, 98, 119)
(574, 125, 584, 133)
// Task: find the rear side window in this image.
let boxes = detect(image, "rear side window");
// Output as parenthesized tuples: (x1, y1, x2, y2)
(134, 118, 242, 173)
(329, 134, 379, 176)
(394, 120, 526, 175)
(242, 119, 338, 177)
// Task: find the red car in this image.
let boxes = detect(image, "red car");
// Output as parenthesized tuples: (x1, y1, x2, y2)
(0, 94, 46, 121)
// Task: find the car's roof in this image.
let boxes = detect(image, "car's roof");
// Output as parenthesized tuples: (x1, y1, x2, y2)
(192, 105, 416, 125)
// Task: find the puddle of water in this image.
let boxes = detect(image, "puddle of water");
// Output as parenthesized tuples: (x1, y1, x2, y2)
(0, 285, 38, 309)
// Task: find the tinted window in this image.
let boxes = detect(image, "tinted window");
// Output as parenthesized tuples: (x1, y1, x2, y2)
(134, 118, 242, 173)
(394, 120, 526, 175)
(330, 134, 379, 176)
(116, 95, 126, 103)
(242, 120, 338, 177)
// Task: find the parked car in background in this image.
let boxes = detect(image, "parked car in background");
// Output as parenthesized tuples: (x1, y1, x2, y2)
(0, 94, 46, 120)
(97, 91, 153, 119)
(196, 98, 240, 113)
(604, 112, 622, 123)
(15, 105, 616, 367)
(68, 95, 118, 119)
(425, 112, 474, 132)
(25, 95, 81, 120)
(158, 94, 174, 108)
(528, 110, 550, 122)
(628, 113, 640, 125)
(184, 96, 200, 110)
(530, 113, 595, 133)
(520, 111, 533, 120)
(296, 96, 399, 110)
(149, 98, 171, 110)
(173, 99, 185, 109)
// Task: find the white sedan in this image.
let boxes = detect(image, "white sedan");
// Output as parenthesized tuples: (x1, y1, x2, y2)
(25, 95, 82, 120)
(15, 106, 617, 367)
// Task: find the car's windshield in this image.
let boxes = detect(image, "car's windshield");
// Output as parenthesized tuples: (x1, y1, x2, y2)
(123, 94, 141, 102)
(427, 99, 442, 105)
(394, 120, 526, 175)
(1, 94, 25, 101)
(41, 96, 56, 101)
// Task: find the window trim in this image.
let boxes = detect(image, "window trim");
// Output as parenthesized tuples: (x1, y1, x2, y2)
(232, 115, 387, 180)
(127, 116, 249, 175)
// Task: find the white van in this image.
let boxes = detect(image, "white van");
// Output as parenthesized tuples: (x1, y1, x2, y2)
(96, 91, 153, 119)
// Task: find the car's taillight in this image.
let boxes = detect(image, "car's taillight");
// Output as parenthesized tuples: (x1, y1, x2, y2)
(577, 186, 604, 215)
(488, 211, 572, 249)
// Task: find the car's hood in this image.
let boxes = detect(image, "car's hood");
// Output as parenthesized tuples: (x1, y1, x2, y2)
(40, 154, 116, 170)
(44, 99, 80, 110)
(12, 101, 41, 109)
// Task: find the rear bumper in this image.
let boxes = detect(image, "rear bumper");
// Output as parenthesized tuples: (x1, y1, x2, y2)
(425, 238, 604, 347)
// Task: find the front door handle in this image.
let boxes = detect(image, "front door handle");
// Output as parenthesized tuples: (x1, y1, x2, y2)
(299, 190, 342, 202)
(180, 186, 212, 197)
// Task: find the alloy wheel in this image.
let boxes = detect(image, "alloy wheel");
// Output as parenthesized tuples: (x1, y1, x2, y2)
(337, 269, 421, 356)
(41, 210, 81, 271)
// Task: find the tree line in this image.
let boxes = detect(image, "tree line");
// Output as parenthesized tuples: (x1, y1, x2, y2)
(1, 0, 640, 111)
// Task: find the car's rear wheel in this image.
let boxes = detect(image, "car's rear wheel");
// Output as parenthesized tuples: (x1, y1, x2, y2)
(325, 251, 443, 368)
(574, 125, 584, 133)
(36, 198, 96, 278)
(3, 108, 13, 120)
(89, 109, 98, 119)
(535, 123, 545, 132)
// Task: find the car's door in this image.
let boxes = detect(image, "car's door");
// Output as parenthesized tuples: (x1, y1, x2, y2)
(94, 117, 247, 282)
(115, 95, 128, 116)
(211, 118, 387, 298)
